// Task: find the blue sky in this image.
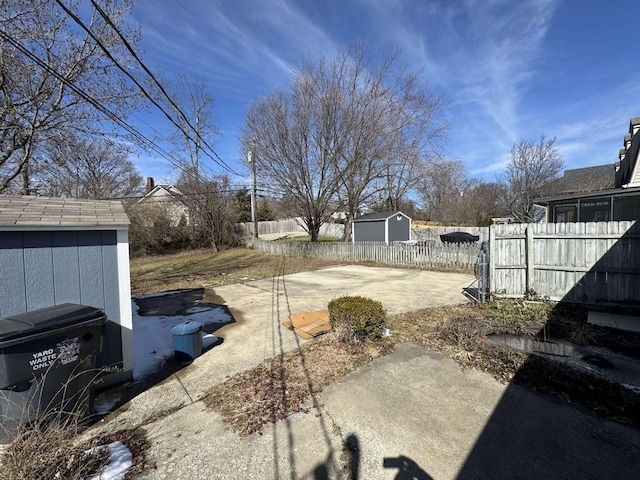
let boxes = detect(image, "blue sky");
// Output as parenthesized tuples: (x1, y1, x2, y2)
(130, 0, 640, 187)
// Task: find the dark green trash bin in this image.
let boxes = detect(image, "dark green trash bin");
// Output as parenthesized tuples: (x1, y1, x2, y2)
(0, 304, 106, 443)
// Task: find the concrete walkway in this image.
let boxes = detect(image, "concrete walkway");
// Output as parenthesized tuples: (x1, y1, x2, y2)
(134, 343, 640, 479)
(97, 265, 640, 479)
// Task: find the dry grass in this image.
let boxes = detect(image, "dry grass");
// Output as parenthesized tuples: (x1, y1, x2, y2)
(205, 334, 394, 436)
(1, 422, 108, 480)
(0, 417, 149, 480)
(130, 248, 347, 295)
(0, 365, 152, 479)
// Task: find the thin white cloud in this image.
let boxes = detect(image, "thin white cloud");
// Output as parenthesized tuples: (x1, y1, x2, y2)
(129, 0, 639, 183)
(134, 0, 338, 96)
(350, 0, 558, 179)
(356, 0, 557, 141)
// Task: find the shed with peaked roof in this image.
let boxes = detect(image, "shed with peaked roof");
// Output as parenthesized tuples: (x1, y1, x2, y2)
(352, 211, 412, 243)
(0, 195, 133, 385)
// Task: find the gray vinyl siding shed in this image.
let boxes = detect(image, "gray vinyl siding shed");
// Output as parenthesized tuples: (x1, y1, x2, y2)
(0, 195, 133, 384)
(352, 211, 412, 243)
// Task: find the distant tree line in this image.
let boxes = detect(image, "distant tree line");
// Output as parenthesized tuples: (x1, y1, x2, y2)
(242, 46, 565, 237)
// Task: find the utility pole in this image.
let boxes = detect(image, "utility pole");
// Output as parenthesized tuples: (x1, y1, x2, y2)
(248, 144, 258, 238)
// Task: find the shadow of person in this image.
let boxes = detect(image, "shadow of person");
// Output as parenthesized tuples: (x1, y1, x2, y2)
(383, 455, 433, 480)
(344, 434, 360, 480)
(313, 463, 329, 480)
(313, 433, 360, 480)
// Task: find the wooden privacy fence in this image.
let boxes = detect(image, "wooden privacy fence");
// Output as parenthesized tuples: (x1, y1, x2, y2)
(490, 221, 640, 303)
(238, 219, 344, 238)
(246, 238, 478, 270)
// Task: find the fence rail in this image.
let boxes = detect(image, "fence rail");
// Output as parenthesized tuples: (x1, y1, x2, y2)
(246, 238, 478, 270)
(489, 221, 640, 303)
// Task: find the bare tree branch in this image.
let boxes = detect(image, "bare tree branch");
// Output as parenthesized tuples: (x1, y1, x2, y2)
(0, 0, 141, 193)
(504, 135, 563, 222)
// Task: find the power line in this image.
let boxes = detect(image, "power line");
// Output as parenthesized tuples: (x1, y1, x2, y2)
(85, 0, 240, 176)
(0, 29, 183, 170)
(53, 0, 238, 177)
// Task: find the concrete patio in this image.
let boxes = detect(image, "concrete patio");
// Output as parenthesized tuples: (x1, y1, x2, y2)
(93, 265, 640, 479)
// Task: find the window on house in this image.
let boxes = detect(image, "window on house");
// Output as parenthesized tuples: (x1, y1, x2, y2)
(580, 197, 610, 222)
(613, 195, 640, 220)
(554, 203, 577, 223)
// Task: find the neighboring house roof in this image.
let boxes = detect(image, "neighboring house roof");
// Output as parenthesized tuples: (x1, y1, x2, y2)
(0, 195, 129, 228)
(136, 184, 187, 205)
(354, 211, 410, 222)
(546, 165, 616, 195)
(536, 116, 640, 205)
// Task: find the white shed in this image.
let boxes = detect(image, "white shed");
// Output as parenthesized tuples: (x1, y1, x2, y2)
(0, 195, 133, 385)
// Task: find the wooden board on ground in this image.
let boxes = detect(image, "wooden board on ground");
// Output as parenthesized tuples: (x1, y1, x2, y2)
(283, 309, 331, 339)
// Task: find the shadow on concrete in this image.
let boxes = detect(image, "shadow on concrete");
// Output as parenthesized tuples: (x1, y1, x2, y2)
(268, 256, 342, 479)
(311, 432, 433, 480)
(313, 433, 359, 479)
(384, 455, 433, 480)
(456, 223, 640, 478)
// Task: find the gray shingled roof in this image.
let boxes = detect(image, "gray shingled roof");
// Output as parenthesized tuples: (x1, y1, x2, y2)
(545, 164, 615, 195)
(354, 211, 406, 222)
(0, 195, 129, 228)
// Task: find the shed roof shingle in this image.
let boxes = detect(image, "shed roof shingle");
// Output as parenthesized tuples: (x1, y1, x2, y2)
(0, 195, 129, 228)
(354, 211, 407, 222)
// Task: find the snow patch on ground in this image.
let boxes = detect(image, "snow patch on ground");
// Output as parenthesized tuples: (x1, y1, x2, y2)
(85, 441, 132, 480)
(131, 296, 232, 381)
(202, 333, 219, 349)
(94, 397, 120, 415)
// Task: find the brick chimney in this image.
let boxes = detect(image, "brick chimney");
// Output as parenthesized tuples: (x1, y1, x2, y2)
(146, 177, 155, 193)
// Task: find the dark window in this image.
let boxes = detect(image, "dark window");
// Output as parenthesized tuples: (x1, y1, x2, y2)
(580, 197, 610, 222)
(613, 195, 640, 220)
(554, 203, 578, 223)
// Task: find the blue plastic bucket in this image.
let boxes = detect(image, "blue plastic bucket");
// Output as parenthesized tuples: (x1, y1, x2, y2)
(170, 321, 203, 363)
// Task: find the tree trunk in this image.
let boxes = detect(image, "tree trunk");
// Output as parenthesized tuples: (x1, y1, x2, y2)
(20, 158, 30, 195)
(343, 213, 353, 241)
(309, 224, 320, 242)
(210, 227, 219, 253)
(305, 215, 322, 242)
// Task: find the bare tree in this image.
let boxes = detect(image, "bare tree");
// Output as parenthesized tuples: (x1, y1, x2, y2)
(242, 46, 447, 241)
(36, 135, 142, 199)
(158, 75, 234, 250)
(505, 135, 563, 222)
(418, 160, 471, 223)
(164, 75, 218, 182)
(177, 175, 238, 252)
(0, 0, 141, 193)
(242, 82, 341, 241)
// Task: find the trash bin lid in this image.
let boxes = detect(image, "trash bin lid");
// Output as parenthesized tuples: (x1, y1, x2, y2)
(0, 303, 106, 343)
(171, 321, 203, 336)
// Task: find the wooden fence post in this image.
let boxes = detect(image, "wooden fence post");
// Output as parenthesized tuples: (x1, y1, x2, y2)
(526, 225, 534, 293)
(489, 225, 496, 295)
